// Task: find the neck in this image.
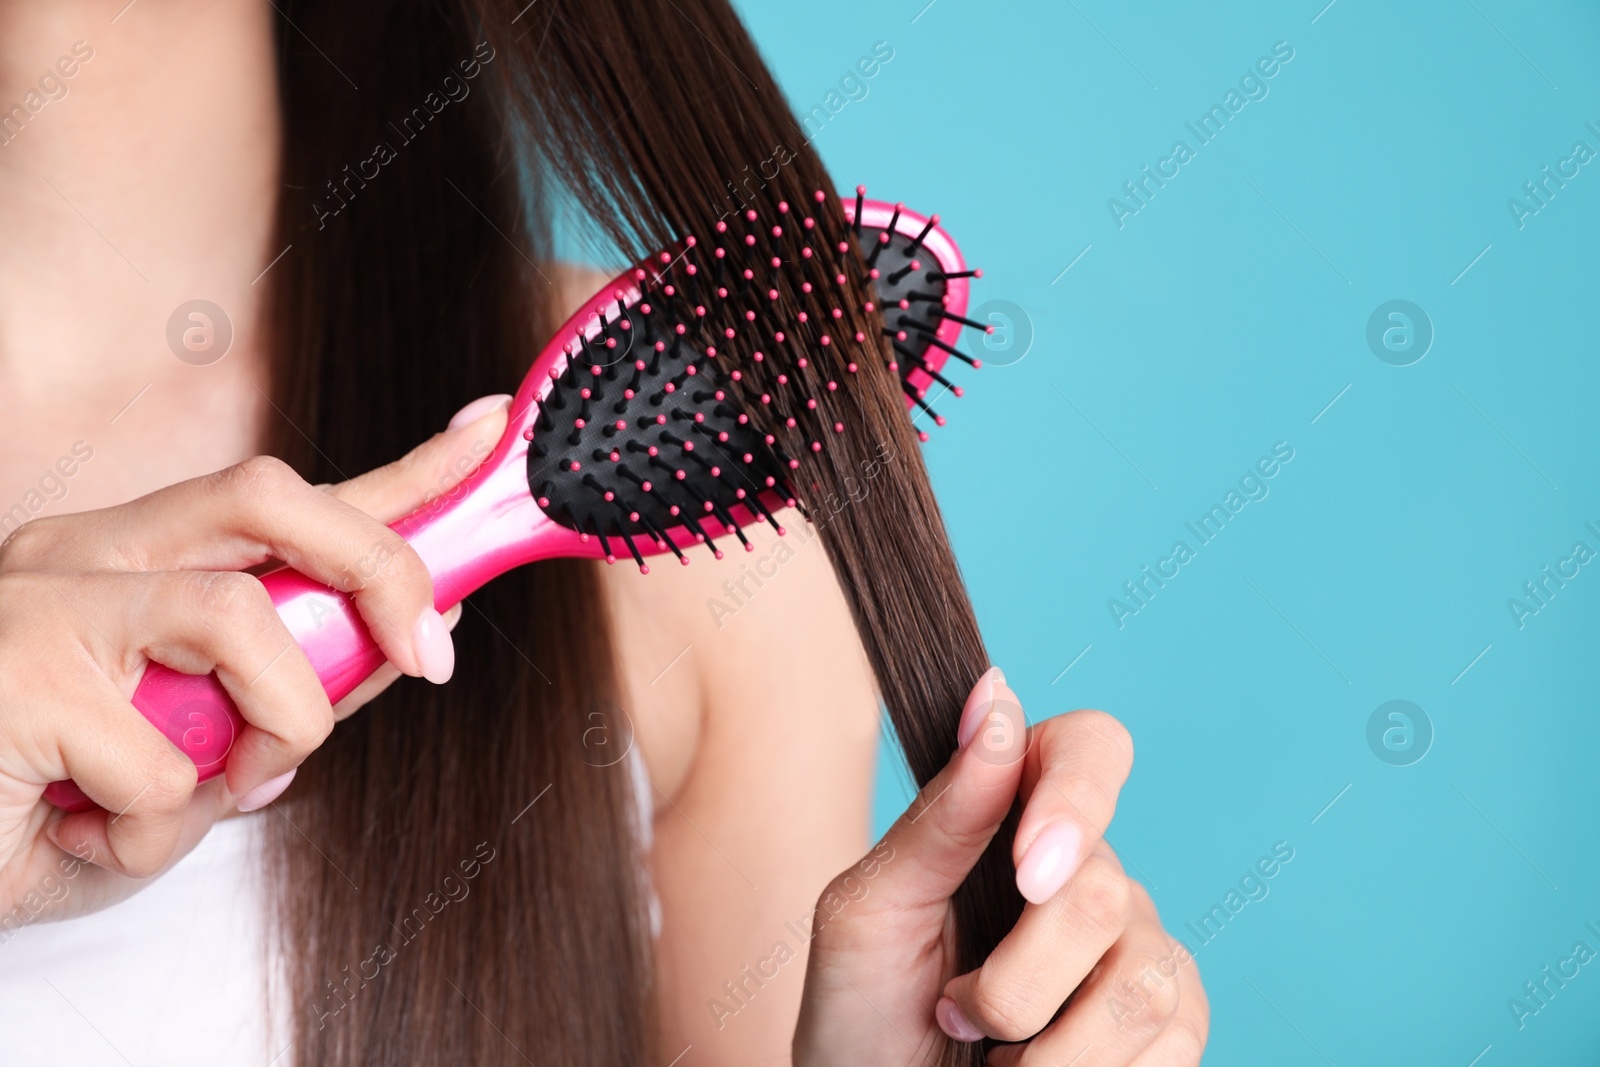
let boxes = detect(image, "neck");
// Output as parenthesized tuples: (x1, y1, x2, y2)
(0, 0, 280, 403)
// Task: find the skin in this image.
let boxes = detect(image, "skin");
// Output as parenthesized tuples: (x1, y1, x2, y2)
(0, 2, 1206, 1064)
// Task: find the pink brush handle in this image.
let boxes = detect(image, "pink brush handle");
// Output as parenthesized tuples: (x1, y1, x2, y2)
(42, 432, 566, 812)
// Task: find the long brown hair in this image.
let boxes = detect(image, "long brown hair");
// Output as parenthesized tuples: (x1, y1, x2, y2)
(263, 2, 1017, 1063)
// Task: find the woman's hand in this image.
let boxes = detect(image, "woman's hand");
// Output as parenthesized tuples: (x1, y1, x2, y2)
(0, 395, 508, 928)
(793, 669, 1208, 1065)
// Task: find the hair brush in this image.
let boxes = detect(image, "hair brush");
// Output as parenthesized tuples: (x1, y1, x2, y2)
(44, 189, 987, 811)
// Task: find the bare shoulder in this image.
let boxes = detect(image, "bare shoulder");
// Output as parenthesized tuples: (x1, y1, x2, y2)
(597, 510, 879, 800)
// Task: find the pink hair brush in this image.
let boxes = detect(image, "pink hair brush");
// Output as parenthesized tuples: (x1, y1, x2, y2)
(44, 189, 986, 812)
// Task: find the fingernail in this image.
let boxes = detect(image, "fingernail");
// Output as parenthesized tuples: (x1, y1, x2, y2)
(957, 666, 1004, 749)
(447, 393, 512, 430)
(1016, 821, 1083, 905)
(935, 996, 985, 1042)
(237, 767, 297, 813)
(412, 606, 456, 683)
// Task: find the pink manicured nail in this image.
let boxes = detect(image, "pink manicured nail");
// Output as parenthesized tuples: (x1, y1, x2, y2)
(447, 393, 512, 429)
(935, 996, 985, 1042)
(237, 768, 297, 813)
(1016, 822, 1083, 905)
(957, 666, 1004, 749)
(412, 607, 456, 684)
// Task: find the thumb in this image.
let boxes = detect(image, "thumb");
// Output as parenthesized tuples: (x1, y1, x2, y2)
(868, 668, 1028, 910)
(326, 395, 511, 522)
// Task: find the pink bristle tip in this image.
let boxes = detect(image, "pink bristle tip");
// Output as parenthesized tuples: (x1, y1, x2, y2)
(847, 362, 859, 373)
(919, 431, 930, 442)
(779, 201, 790, 213)
(537, 496, 549, 508)
(833, 421, 845, 433)
(746, 209, 757, 221)
(744, 543, 755, 552)
(827, 380, 838, 391)
(522, 427, 535, 440)
(953, 386, 965, 397)
(812, 190, 826, 202)
(605, 554, 616, 564)
(855, 183, 866, 194)
(985, 325, 997, 334)
(935, 416, 947, 426)
(810, 442, 822, 452)
(972, 359, 985, 369)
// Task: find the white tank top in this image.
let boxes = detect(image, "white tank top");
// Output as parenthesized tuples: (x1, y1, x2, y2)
(0, 814, 284, 1066)
(0, 748, 657, 1066)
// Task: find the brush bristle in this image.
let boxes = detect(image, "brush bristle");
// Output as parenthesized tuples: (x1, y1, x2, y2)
(527, 191, 982, 569)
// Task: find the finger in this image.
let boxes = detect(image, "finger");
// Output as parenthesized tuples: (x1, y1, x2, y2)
(116, 456, 443, 679)
(981, 880, 1189, 1066)
(1125, 885, 1208, 1066)
(940, 842, 1130, 1043)
(1010, 709, 1134, 906)
(44, 671, 201, 879)
(328, 395, 509, 522)
(76, 569, 335, 799)
(864, 667, 1026, 911)
(330, 603, 461, 720)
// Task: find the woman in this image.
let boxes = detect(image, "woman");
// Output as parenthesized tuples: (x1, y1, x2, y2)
(0, 1, 1207, 1063)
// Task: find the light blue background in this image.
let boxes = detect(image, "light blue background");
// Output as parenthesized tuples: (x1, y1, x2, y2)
(735, 0, 1600, 1063)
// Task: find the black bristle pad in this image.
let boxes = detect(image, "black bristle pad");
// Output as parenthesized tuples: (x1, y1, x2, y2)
(526, 295, 790, 546)
(857, 225, 951, 388)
